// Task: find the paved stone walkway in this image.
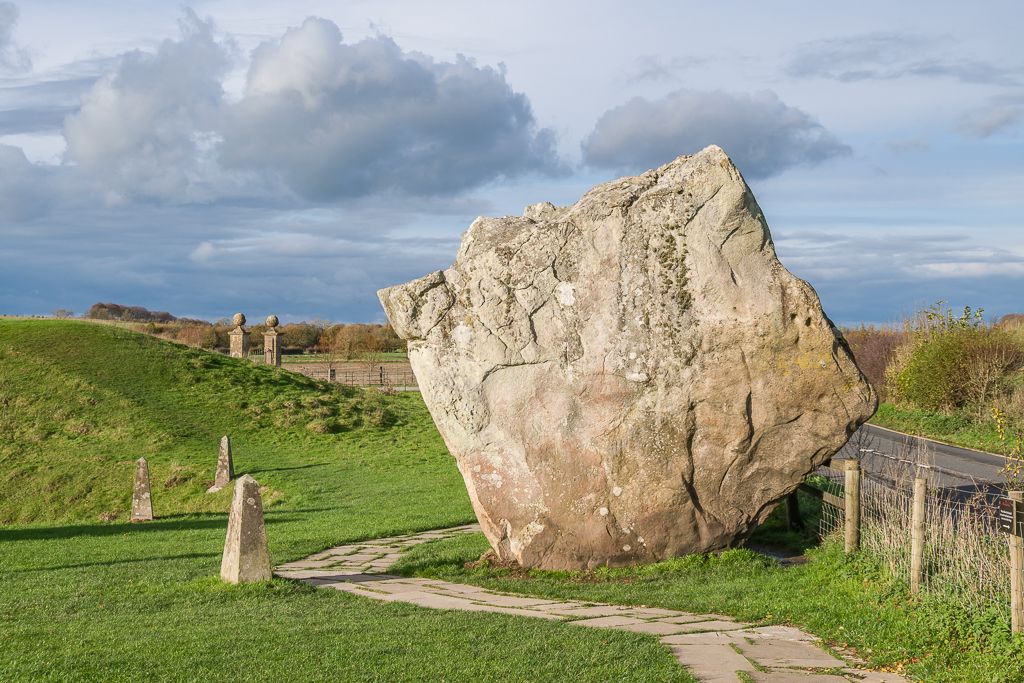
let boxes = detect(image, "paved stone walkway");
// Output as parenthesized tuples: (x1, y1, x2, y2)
(275, 525, 907, 683)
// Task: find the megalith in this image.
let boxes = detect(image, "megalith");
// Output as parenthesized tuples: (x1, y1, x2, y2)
(220, 474, 272, 583)
(207, 435, 234, 493)
(378, 145, 876, 570)
(130, 457, 153, 522)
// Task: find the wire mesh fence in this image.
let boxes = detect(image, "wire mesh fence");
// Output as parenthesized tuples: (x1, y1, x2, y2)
(814, 457, 1012, 611)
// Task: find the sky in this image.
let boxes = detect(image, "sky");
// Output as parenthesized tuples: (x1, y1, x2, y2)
(0, 0, 1022, 325)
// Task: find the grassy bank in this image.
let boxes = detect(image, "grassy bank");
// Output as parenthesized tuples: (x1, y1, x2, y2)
(871, 401, 1010, 455)
(0, 321, 686, 681)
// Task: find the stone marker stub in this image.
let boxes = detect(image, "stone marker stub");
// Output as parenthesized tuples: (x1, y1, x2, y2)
(228, 312, 249, 358)
(263, 315, 281, 367)
(207, 435, 234, 493)
(130, 457, 154, 522)
(220, 474, 272, 583)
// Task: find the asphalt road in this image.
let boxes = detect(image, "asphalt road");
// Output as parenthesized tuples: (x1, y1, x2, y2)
(834, 423, 1009, 494)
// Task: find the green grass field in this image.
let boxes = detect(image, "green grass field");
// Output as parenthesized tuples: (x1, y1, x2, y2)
(1, 320, 1022, 681)
(0, 320, 686, 681)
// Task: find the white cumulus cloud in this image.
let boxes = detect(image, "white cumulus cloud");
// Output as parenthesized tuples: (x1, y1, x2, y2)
(219, 17, 563, 200)
(582, 89, 850, 179)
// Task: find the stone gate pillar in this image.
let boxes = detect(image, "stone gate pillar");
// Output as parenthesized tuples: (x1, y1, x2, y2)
(263, 315, 281, 367)
(228, 312, 249, 358)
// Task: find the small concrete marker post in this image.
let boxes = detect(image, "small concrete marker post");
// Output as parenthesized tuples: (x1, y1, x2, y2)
(910, 476, 927, 594)
(130, 457, 154, 522)
(206, 435, 234, 493)
(228, 312, 249, 358)
(263, 315, 281, 367)
(221, 475, 272, 584)
(841, 459, 861, 553)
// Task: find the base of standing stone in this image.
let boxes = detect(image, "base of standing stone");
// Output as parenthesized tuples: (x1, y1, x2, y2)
(207, 435, 234, 493)
(220, 474, 272, 583)
(130, 457, 154, 522)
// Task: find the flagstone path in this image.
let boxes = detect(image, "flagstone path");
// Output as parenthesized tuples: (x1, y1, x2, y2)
(275, 524, 908, 683)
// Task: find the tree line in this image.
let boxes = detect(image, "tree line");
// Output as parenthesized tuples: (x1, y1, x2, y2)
(74, 302, 402, 356)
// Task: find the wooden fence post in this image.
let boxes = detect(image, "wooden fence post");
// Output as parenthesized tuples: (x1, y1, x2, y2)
(786, 490, 804, 532)
(1011, 490, 1024, 634)
(841, 459, 861, 553)
(910, 476, 927, 594)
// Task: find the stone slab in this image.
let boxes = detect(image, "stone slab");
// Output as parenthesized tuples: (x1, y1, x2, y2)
(547, 604, 633, 618)
(467, 594, 561, 609)
(668, 643, 756, 682)
(656, 613, 734, 624)
(619, 621, 707, 636)
(750, 672, 849, 683)
(736, 639, 844, 669)
(666, 620, 750, 634)
(570, 615, 645, 628)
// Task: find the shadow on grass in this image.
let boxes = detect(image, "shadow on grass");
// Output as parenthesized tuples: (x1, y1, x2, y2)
(9, 551, 221, 573)
(244, 463, 328, 475)
(0, 514, 306, 542)
(742, 490, 826, 557)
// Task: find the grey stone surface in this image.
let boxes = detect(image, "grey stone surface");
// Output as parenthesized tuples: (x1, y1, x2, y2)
(570, 615, 645, 628)
(220, 475, 271, 583)
(130, 457, 153, 522)
(750, 672, 849, 683)
(669, 644, 756, 682)
(379, 145, 876, 570)
(228, 318, 248, 358)
(735, 638, 845, 668)
(263, 326, 281, 367)
(207, 435, 234, 493)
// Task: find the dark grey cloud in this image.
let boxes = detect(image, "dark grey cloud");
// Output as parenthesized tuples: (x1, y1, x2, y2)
(581, 89, 850, 179)
(773, 229, 1024, 324)
(0, 2, 29, 72)
(0, 75, 100, 134)
(219, 18, 562, 200)
(0, 144, 51, 220)
(0, 197, 471, 322)
(786, 33, 1021, 86)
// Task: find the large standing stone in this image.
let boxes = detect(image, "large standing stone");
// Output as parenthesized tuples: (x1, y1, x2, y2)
(130, 457, 153, 522)
(220, 474, 272, 583)
(379, 145, 876, 570)
(207, 435, 234, 493)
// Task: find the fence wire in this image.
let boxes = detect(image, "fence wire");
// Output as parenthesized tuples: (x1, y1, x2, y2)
(815, 460, 1011, 611)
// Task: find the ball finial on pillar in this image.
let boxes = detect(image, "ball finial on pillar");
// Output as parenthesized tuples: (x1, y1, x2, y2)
(229, 313, 249, 358)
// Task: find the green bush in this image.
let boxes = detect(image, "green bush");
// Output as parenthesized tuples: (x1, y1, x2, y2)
(892, 327, 1024, 413)
(892, 326, 1024, 413)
